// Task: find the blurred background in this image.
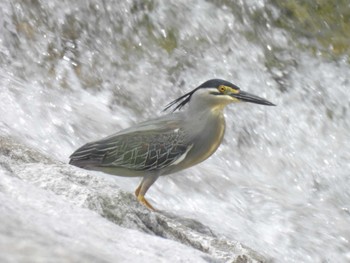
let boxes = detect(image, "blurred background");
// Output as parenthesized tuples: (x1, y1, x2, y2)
(1, 0, 350, 262)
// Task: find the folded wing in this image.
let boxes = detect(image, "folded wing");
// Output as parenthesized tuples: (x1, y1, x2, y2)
(69, 117, 190, 172)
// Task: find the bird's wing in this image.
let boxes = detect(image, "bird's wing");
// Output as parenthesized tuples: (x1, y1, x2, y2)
(69, 115, 191, 171)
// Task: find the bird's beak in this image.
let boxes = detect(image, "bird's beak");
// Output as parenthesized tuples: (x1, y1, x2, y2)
(230, 90, 276, 106)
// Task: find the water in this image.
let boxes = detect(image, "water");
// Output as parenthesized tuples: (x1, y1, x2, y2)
(0, 167, 211, 263)
(1, 0, 350, 262)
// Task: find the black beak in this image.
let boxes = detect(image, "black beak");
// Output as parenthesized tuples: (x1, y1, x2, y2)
(232, 90, 276, 106)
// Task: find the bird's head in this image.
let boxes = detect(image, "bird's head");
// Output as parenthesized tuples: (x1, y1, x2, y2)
(164, 79, 275, 112)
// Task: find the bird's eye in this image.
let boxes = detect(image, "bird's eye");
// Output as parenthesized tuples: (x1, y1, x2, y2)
(218, 85, 226, 93)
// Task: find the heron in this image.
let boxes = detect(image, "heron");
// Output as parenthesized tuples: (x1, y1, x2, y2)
(69, 79, 275, 210)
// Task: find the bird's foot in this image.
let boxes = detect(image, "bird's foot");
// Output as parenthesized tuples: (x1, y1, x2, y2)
(137, 195, 156, 211)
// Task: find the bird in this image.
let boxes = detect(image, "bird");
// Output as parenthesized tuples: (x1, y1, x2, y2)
(69, 79, 275, 210)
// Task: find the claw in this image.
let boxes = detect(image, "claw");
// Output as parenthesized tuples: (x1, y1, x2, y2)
(137, 194, 156, 211)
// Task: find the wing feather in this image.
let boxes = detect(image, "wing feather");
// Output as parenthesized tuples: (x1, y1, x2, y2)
(69, 115, 190, 172)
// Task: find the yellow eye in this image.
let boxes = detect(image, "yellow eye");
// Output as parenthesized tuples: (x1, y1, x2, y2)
(218, 85, 226, 93)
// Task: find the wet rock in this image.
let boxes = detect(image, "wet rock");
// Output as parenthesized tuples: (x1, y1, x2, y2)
(0, 136, 269, 263)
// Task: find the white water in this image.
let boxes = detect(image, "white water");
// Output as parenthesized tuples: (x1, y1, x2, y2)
(0, 167, 210, 263)
(1, 1, 350, 262)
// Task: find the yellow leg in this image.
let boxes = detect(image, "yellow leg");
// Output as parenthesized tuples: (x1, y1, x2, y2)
(137, 194, 156, 211)
(134, 175, 159, 211)
(135, 185, 141, 197)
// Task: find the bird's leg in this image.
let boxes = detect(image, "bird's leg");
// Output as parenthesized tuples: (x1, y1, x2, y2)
(134, 184, 141, 197)
(135, 174, 159, 211)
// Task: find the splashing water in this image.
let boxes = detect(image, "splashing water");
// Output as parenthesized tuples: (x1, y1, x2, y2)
(0, 1, 350, 262)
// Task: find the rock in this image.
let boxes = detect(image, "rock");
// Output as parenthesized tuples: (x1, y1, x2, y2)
(0, 136, 269, 263)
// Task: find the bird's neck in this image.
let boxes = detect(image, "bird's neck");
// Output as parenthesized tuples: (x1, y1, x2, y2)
(181, 105, 226, 167)
(186, 101, 226, 122)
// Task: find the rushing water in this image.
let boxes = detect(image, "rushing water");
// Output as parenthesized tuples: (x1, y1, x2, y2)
(1, 1, 350, 262)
